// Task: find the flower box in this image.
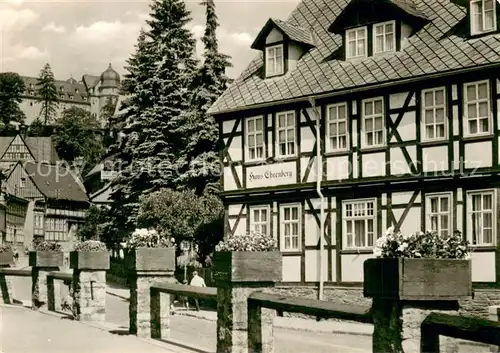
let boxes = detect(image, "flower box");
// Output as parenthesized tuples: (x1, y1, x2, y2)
(29, 251, 64, 268)
(363, 258, 472, 300)
(213, 251, 282, 283)
(0, 251, 13, 266)
(70, 251, 110, 270)
(126, 247, 175, 272)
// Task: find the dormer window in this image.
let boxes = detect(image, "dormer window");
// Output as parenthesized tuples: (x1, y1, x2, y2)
(266, 45, 284, 77)
(470, 0, 496, 35)
(373, 21, 395, 54)
(346, 27, 367, 59)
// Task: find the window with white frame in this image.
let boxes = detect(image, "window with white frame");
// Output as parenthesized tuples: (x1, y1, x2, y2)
(422, 87, 447, 140)
(362, 98, 384, 147)
(246, 116, 265, 161)
(426, 193, 452, 238)
(346, 27, 367, 59)
(464, 80, 490, 135)
(468, 190, 495, 246)
(373, 21, 395, 54)
(250, 206, 270, 236)
(276, 111, 296, 157)
(280, 204, 300, 251)
(343, 199, 376, 249)
(34, 213, 44, 236)
(15, 225, 24, 244)
(6, 225, 14, 243)
(326, 103, 348, 151)
(470, 0, 497, 35)
(266, 45, 284, 77)
(45, 218, 67, 241)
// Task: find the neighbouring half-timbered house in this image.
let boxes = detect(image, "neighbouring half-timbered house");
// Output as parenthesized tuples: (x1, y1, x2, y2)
(209, 0, 500, 292)
(0, 188, 29, 252)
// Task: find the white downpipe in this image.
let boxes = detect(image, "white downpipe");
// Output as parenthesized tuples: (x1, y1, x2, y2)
(309, 97, 325, 301)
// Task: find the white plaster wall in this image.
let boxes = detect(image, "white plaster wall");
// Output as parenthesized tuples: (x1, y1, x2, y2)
(400, 23, 413, 49)
(301, 127, 315, 153)
(228, 136, 243, 162)
(393, 111, 416, 141)
(389, 91, 414, 109)
(228, 204, 242, 216)
(392, 190, 420, 205)
(453, 141, 460, 170)
(392, 207, 421, 236)
(288, 43, 303, 71)
(282, 256, 301, 282)
(471, 252, 496, 282)
(305, 250, 328, 282)
(341, 253, 374, 282)
(229, 215, 247, 237)
(223, 168, 237, 191)
(326, 156, 350, 181)
(452, 106, 460, 136)
(422, 146, 448, 173)
(361, 152, 385, 177)
(266, 28, 283, 44)
(352, 119, 358, 149)
(390, 147, 416, 175)
(464, 141, 492, 169)
(222, 119, 238, 134)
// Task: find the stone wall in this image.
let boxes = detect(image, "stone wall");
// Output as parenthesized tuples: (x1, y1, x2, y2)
(266, 286, 500, 320)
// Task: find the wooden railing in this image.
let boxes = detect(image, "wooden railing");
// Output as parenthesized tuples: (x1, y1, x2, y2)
(47, 272, 72, 312)
(0, 268, 31, 277)
(421, 312, 500, 353)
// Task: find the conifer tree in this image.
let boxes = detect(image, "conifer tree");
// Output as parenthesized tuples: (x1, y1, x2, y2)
(177, 0, 231, 195)
(0, 72, 26, 126)
(104, 0, 199, 243)
(36, 63, 58, 125)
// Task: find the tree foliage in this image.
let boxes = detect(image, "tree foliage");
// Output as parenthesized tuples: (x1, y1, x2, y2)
(106, 0, 199, 243)
(53, 107, 104, 175)
(36, 63, 58, 125)
(0, 72, 26, 126)
(77, 205, 109, 241)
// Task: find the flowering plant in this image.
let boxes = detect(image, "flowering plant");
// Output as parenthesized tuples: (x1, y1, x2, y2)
(125, 228, 174, 249)
(215, 232, 277, 252)
(73, 240, 107, 252)
(33, 240, 62, 252)
(374, 227, 470, 259)
(0, 244, 12, 253)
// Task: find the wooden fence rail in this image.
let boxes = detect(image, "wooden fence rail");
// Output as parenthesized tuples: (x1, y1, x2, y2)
(47, 272, 72, 312)
(0, 268, 31, 277)
(421, 312, 500, 353)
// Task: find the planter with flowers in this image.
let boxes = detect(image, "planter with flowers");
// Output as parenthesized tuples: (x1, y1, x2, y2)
(214, 232, 282, 353)
(125, 228, 176, 273)
(214, 232, 282, 283)
(125, 228, 176, 337)
(0, 244, 14, 267)
(364, 227, 472, 300)
(70, 240, 109, 271)
(29, 240, 63, 268)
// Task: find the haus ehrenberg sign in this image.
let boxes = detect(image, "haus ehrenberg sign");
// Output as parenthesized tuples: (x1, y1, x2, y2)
(246, 162, 295, 188)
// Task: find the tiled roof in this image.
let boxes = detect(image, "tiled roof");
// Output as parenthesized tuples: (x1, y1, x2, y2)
(82, 74, 101, 90)
(24, 137, 60, 163)
(270, 19, 315, 47)
(23, 162, 89, 202)
(0, 137, 14, 158)
(21, 76, 89, 104)
(208, 0, 500, 115)
(390, 0, 427, 19)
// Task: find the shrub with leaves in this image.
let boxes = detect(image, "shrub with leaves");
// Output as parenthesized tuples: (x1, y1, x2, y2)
(374, 227, 470, 259)
(33, 240, 62, 252)
(215, 232, 277, 252)
(73, 240, 107, 252)
(0, 244, 12, 253)
(125, 228, 174, 249)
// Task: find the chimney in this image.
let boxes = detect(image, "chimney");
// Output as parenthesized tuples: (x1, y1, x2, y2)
(19, 124, 28, 138)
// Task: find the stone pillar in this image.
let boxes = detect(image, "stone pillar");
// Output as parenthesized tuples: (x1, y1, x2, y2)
(489, 306, 500, 353)
(150, 287, 171, 340)
(129, 271, 176, 338)
(0, 266, 13, 304)
(371, 299, 460, 353)
(213, 251, 282, 353)
(72, 270, 106, 321)
(32, 267, 60, 309)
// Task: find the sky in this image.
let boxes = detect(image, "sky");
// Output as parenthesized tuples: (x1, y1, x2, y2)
(0, 0, 299, 81)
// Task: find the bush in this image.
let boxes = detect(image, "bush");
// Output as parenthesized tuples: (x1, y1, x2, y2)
(0, 244, 12, 253)
(374, 227, 470, 259)
(215, 232, 277, 252)
(125, 228, 174, 249)
(73, 240, 107, 252)
(33, 240, 62, 252)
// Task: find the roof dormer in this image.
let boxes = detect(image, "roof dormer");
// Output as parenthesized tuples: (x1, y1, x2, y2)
(251, 18, 315, 78)
(329, 0, 429, 60)
(452, 0, 499, 38)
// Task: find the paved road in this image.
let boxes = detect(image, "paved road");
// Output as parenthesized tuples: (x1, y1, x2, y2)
(8, 276, 489, 353)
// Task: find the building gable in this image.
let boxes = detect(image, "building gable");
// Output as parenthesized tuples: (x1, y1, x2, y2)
(1, 135, 35, 162)
(5, 163, 44, 200)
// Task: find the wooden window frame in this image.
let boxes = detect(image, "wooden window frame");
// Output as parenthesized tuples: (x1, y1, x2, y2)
(279, 203, 301, 252)
(326, 102, 349, 152)
(463, 80, 491, 137)
(467, 189, 496, 247)
(425, 192, 453, 239)
(470, 0, 497, 35)
(275, 110, 297, 158)
(265, 44, 284, 77)
(421, 87, 447, 141)
(362, 97, 385, 148)
(373, 20, 396, 55)
(249, 205, 271, 236)
(346, 26, 368, 59)
(245, 116, 266, 162)
(342, 198, 377, 250)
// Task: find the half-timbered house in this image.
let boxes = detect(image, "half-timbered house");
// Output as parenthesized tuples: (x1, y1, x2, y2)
(209, 0, 500, 294)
